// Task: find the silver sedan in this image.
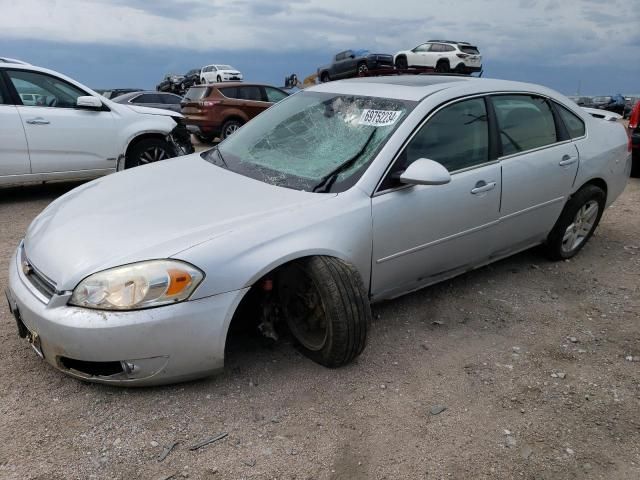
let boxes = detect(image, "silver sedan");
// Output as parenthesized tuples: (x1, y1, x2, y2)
(6, 76, 631, 385)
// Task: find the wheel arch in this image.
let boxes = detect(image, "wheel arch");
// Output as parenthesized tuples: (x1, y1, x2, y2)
(222, 113, 248, 125)
(222, 251, 363, 355)
(574, 177, 608, 202)
(124, 132, 170, 159)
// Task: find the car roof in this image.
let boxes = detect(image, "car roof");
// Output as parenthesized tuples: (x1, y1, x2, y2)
(196, 82, 275, 89)
(309, 75, 563, 102)
(426, 40, 472, 45)
(113, 91, 179, 101)
(0, 57, 30, 65)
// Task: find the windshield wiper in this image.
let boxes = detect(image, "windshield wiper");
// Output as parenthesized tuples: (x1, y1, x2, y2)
(312, 129, 376, 193)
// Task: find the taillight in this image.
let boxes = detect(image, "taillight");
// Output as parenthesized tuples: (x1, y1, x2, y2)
(629, 101, 640, 129)
(456, 53, 469, 58)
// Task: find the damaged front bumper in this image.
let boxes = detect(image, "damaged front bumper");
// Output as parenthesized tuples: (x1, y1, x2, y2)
(169, 117, 195, 156)
(116, 118, 195, 172)
(7, 245, 248, 386)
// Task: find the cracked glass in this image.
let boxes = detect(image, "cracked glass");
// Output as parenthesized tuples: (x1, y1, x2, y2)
(203, 91, 415, 192)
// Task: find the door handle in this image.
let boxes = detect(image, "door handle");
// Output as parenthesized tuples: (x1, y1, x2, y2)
(559, 155, 578, 166)
(26, 117, 50, 125)
(471, 181, 497, 195)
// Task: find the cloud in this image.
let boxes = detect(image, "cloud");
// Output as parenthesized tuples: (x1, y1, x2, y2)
(0, 0, 636, 69)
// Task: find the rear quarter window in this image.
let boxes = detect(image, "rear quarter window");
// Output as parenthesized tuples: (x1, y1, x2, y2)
(460, 46, 480, 54)
(184, 86, 212, 101)
(555, 103, 586, 139)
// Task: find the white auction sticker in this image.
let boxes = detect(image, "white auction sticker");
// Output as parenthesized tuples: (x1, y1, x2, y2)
(358, 109, 402, 127)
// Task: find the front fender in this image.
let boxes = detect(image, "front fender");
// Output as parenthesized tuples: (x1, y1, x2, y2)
(175, 189, 373, 300)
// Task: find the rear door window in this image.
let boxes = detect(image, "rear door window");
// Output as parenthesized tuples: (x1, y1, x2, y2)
(555, 103, 586, 139)
(132, 93, 162, 104)
(238, 86, 263, 101)
(492, 95, 558, 156)
(161, 94, 182, 105)
(219, 86, 238, 99)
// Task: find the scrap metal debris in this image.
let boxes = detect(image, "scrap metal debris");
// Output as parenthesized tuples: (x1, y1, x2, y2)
(189, 432, 228, 451)
(158, 441, 179, 462)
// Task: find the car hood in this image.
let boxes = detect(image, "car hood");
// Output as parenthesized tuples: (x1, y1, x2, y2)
(126, 104, 183, 117)
(23, 155, 332, 291)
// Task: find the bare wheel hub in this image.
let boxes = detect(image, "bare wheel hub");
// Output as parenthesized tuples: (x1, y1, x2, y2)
(281, 268, 328, 351)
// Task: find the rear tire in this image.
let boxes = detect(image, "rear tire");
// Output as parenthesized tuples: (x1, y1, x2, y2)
(395, 56, 408, 70)
(221, 119, 243, 139)
(544, 184, 605, 260)
(196, 133, 215, 144)
(278, 257, 370, 368)
(631, 152, 640, 177)
(357, 62, 369, 77)
(435, 60, 450, 73)
(454, 63, 467, 74)
(125, 138, 174, 169)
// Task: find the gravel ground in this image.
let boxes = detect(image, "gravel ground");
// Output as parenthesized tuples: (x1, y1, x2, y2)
(0, 176, 638, 480)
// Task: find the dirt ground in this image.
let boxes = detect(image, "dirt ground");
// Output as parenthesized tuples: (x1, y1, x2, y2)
(0, 177, 638, 480)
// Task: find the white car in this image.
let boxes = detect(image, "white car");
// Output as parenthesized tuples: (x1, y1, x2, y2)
(394, 40, 482, 74)
(0, 56, 30, 65)
(200, 64, 243, 84)
(0, 62, 193, 187)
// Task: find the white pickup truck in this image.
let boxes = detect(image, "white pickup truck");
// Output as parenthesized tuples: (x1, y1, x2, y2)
(0, 62, 193, 187)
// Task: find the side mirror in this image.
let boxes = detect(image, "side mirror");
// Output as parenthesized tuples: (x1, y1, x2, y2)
(399, 158, 451, 186)
(76, 96, 103, 109)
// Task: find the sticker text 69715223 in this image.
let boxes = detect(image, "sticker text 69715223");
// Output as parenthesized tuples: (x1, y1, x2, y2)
(358, 109, 402, 127)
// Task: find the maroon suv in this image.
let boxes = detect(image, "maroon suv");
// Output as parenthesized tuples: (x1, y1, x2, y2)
(181, 82, 289, 142)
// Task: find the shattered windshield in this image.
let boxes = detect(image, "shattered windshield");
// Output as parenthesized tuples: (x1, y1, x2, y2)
(203, 91, 415, 192)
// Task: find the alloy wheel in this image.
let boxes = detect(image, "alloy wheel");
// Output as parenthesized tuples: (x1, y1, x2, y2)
(561, 200, 599, 253)
(225, 124, 240, 137)
(138, 146, 170, 165)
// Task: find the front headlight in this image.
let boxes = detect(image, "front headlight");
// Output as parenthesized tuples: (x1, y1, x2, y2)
(69, 260, 204, 310)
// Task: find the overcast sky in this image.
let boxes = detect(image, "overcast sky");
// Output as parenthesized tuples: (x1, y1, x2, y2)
(1, 0, 638, 94)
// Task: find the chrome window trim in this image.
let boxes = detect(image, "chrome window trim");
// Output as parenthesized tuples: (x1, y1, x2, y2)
(373, 90, 587, 197)
(498, 138, 574, 161)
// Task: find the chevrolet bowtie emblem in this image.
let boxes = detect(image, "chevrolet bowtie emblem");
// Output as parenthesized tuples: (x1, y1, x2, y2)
(22, 260, 33, 276)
